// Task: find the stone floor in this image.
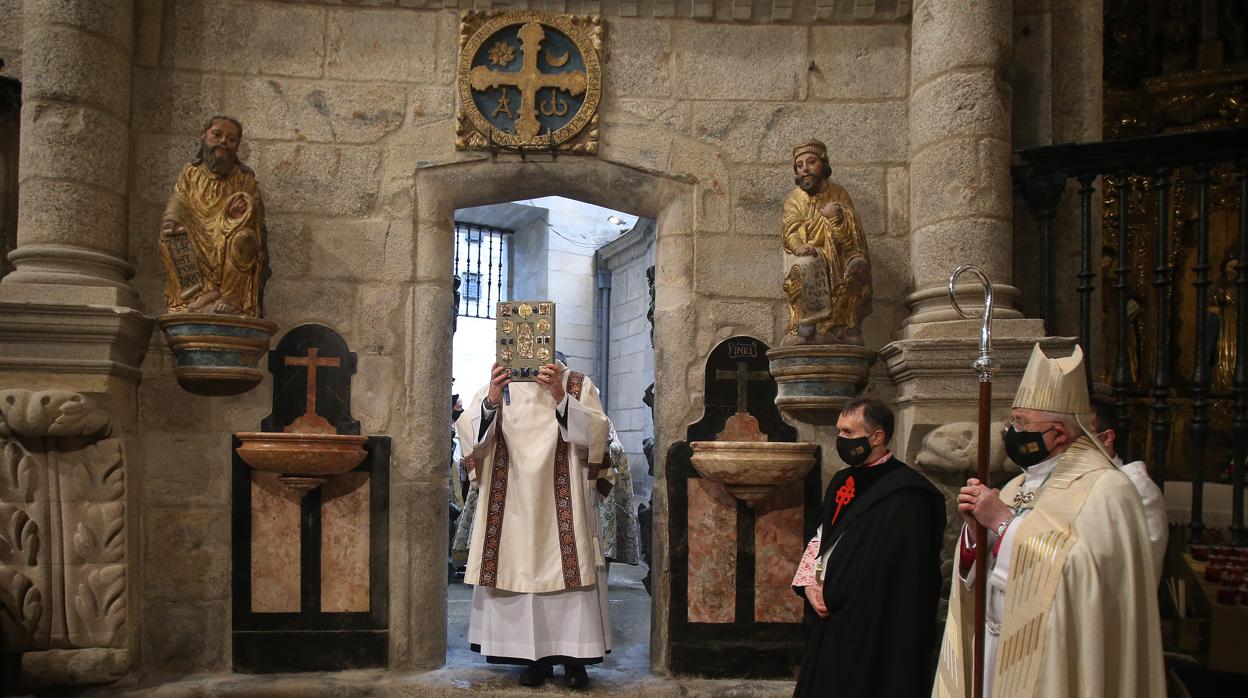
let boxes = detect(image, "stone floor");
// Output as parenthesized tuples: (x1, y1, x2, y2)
(42, 564, 794, 697)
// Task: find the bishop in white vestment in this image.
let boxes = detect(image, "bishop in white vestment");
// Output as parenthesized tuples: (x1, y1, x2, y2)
(456, 361, 613, 689)
(934, 345, 1165, 698)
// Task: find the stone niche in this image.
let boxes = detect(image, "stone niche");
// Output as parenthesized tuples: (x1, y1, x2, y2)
(230, 324, 390, 672)
(665, 335, 821, 678)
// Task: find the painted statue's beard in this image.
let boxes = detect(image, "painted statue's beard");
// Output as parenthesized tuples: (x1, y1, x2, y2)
(795, 173, 821, 195)
(201, 144, 237, 177)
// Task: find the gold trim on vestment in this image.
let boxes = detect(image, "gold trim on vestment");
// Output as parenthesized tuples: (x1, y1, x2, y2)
(934, 437, 1113, 698)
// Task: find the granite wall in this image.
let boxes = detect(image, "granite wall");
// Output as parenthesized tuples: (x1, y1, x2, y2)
(0, 0, 1101, 685)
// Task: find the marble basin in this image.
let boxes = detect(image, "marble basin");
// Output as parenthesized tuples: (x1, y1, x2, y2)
(235, 432, 368, 495)
(689, 441, 818, 507)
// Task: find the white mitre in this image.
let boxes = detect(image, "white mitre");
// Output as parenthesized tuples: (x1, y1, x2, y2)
(1011, 343, 1112, 460)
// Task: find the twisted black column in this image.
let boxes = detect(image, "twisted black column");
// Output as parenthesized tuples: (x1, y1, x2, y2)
(1233, 161, 1248, 545)
(1077, 175, 1097, 387)
(1114, 173, 1134, 461)
(1190, 163, 1214, 541)
(1149, 168, 1174, 491)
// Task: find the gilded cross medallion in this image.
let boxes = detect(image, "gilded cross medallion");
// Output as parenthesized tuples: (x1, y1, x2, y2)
(457, 11, 603, 154)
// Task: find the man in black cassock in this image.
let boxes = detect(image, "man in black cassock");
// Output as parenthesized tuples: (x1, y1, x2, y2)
(791, 397, 946, 697)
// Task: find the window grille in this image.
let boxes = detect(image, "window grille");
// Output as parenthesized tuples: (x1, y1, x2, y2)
(453, 222, 510, 319)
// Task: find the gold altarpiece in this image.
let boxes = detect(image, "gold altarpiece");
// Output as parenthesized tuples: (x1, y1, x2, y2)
(1100, 0, 1248, 482)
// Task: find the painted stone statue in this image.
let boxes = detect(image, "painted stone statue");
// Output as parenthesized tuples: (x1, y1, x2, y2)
(767, 140, 875, 426)
(781, 139, 872, 346)
(154, 115, 277, 395)
(159, 115, 267, 316)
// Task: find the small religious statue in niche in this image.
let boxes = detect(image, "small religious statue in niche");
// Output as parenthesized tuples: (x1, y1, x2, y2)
(781, 139, 872, 346)
(160, 115, 268, 316)
(154, 115, 277, 396)
(456, 11, 603, 154)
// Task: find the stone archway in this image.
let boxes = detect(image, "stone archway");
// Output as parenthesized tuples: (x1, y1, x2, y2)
(393, 157, 696, 674)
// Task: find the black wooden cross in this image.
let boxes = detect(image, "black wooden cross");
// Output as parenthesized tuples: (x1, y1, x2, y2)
(715, 361, 771, 414)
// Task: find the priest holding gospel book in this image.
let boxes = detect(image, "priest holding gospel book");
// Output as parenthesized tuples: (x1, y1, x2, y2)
(455, 338, 614, 690)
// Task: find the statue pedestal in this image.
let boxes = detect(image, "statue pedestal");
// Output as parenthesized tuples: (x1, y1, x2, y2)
(157, 313, 277, 396)
(766, 344, 874, 425)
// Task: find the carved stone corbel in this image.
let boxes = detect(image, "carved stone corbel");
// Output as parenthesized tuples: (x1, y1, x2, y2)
(0, 388, 129, 687)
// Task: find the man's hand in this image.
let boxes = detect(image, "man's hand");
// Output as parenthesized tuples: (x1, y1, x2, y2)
(536, 362, 565, 404)
(956, 478, 1011, 532)
(793, 243, 818, 257)
(820, 201, 845, 226)
(804, 584, 829, 619)
(227, 194, 248, 219)
(159, 220, 181, 239)
(487, 363, 510, 408)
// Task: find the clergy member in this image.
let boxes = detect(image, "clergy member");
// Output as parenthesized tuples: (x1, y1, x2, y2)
(934, 345, 1164, 698)
(791, 397, 946, 697)
(456, 360, 612, 690)
(1090, 397, 1168, 586)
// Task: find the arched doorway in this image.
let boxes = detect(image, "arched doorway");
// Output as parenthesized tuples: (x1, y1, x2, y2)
(393, 156, 697, 674)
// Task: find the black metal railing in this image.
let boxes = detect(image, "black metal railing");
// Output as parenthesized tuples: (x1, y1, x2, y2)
(1014, 127, 1248, 545)
(453, 221, 511, 319)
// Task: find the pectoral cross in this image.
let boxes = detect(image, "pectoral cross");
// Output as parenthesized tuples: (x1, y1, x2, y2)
(469, 22, 588, 139)
(285, 348, 340, 433)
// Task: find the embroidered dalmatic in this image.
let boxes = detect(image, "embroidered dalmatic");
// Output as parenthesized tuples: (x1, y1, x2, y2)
(933, 438, 1165, 698)
(455, 369, 613, 662)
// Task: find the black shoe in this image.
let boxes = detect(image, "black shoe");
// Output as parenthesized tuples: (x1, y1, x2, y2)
(564, 664, 589, 690)
(519, 661, 551, 687)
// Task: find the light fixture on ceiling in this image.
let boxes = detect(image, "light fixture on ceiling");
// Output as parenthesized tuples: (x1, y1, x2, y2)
(606, 215, 626, 226)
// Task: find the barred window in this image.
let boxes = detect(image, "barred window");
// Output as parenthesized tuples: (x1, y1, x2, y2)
(453, 222, 510, 319)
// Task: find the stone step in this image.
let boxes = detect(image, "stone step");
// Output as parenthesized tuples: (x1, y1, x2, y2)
(71, 669, 795, 698)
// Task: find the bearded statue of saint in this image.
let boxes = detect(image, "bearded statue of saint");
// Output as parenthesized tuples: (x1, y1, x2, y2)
(781, 139, 872, 346)
(159, 115, 267, 316)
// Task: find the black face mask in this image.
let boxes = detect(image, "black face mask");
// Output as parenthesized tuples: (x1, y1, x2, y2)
(836, 434, 873, 467)
(1003, 425, 1053, 469)
(452, 408, 464, 422)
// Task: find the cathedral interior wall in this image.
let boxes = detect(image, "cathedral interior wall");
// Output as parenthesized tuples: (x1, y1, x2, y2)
(112, 1, 919, 677)
(0, 0, 1108, 684)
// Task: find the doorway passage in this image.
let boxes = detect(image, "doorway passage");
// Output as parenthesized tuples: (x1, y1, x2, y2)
(444, 196, 657, 676)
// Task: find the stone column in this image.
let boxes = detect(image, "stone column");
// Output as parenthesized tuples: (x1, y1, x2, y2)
(884, 0, 1051, 461)
(0, 0, 149, 392)
(905, 0, 1021, 326)
(2, 0, 138, 307)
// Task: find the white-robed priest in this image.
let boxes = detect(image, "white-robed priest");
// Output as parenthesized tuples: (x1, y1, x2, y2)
(933, 344, 1164, 698)
(455, 360, 613, 690)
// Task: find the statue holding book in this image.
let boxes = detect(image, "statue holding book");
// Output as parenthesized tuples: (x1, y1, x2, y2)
(159, 115, 268, 316)
(154, 115, 276, 395)
(768, 139, 875, 425)
(781, 139, 872, 346)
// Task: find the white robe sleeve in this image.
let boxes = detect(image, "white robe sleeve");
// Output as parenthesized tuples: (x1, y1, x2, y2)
(1119, 460, 1168, 587)
(453, 394, 497, 483)
(470, 399, 499, 448)
(557, 376, 609, 467)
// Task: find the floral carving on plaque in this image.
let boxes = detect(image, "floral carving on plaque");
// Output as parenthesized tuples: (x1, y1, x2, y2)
(0, 389, 128, 684)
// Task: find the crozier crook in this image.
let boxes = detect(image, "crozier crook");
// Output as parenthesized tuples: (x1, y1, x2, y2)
(948, 264, 998, 698)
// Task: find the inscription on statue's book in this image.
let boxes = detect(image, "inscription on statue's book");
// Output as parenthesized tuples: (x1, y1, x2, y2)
(160, 227, 204, 301)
